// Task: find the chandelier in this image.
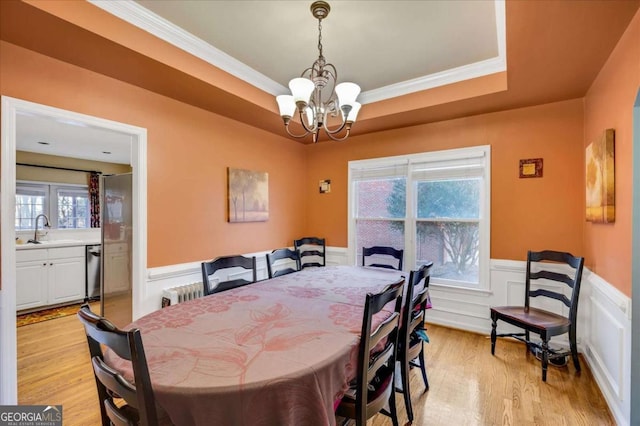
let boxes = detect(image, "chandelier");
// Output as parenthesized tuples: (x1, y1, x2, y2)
(276, 1, 361, 143)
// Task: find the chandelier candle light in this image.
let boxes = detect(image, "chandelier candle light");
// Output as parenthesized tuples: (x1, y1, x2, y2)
(276, 1, 361, 143)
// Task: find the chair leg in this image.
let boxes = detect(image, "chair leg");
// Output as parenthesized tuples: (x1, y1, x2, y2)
(388, 381, 399, 426)
(491, 317, 497, 355)
(569, 328, 581, 372)
(525, 330, 531, 354)
(400, 357, 413, 423)
(418, 348, 429, 390)
(541, 339, 549, 382)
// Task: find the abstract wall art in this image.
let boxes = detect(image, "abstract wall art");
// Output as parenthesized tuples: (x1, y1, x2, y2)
(585, 128, 615, 223)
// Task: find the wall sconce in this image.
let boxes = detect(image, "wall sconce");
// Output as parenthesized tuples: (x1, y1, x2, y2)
(319, 179, 331, 193)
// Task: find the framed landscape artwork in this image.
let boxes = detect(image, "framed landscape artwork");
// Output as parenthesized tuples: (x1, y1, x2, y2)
(228, 168, 269, 222)
(585, 128, 615, 223)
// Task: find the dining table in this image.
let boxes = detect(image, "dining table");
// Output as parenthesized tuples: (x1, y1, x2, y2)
(106, 265, 406, 426)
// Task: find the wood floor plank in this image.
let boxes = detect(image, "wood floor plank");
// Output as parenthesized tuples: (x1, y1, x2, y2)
(18, 314, 614, 426)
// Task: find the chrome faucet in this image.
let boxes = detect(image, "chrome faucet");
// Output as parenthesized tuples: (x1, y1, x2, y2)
(29, 214, 50, 244)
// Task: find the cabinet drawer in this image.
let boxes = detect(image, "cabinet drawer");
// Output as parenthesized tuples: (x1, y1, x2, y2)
(48, 246, 85, 259)
(16, 249, 48, 263)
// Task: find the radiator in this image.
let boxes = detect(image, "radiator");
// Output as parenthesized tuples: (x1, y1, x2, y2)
(161, 282, 204, 307)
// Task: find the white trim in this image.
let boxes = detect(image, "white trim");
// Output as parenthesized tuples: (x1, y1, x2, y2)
(0, 98, 18, 405)
(581, 269, 632, 425)
(359, 56, 506, 104)
(588, 296, 626, 400)
(90, 0, 507, 104)
(495, 0, 507, 69)
(0, 96, 148, 404)
(88, 0, 285, 96)
(491, 258, 526, 273)
(430, 282, 493, 296)
(147, 261, 202, 282)
(586, 269, 631, 320)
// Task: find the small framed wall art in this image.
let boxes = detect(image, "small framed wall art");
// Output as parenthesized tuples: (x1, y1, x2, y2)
(227, 167, 269, 222)
(519, 158, 543, 178)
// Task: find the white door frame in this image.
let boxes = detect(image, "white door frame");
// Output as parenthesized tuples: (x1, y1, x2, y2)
(631, 89, 640, 425)
(0, 96, 148, 404)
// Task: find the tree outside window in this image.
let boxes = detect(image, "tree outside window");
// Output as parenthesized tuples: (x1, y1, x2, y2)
(386, 178, 480, 283)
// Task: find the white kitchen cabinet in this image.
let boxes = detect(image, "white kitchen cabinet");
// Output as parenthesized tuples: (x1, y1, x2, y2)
(16, 245, 86, 311)
(16, 252, 48, 311)
(48, 248, 86, 304)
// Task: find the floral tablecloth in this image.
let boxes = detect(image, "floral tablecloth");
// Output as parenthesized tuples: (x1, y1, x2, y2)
(106, 265, 405, 426)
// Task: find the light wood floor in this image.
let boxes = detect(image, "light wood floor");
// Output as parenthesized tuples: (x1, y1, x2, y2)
(18, 314, 613, 426)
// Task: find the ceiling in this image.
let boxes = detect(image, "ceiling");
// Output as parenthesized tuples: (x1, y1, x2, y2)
(16, 112, 133, 165)
(3, 0, 639, 157)
(129, 0, 503, 100)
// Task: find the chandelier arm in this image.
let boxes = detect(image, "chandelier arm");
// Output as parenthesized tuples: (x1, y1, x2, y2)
(300, 65, 315, 79)
(323, 63, 338, 86)
(320, 98, 350, 135)
(324, 127, 351, 142)
(281, 111, 312, 139)
(284, 124, 311, 139)
(322, 119, 348, 136)
(299, 107, 319, 133)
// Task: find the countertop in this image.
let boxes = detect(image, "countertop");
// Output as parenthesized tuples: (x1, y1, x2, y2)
(16, 239, 101, 250)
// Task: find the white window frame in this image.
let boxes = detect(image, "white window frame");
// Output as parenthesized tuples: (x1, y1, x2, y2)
(16, 180, 91, 230)
(348, 145, 491, 290)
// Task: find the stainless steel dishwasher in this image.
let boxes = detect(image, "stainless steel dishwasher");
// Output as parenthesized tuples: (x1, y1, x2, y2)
(85, 244, 101, 301)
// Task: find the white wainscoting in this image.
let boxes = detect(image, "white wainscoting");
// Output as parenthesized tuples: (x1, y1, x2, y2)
(143, 248, 632, 425)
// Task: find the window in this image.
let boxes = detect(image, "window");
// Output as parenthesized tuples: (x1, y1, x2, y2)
(56, 187, 90, 228)
(16, 181, 91, 230)
(15, 184, 47, 230)
(349, 146, 491, 289)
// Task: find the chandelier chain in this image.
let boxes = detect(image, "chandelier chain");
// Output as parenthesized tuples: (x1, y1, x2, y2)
(317, 18, 323, 58)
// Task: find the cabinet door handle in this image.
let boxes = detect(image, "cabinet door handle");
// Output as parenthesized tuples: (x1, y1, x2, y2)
(49, 263, 53, 266)
(43, 263, 47, 266)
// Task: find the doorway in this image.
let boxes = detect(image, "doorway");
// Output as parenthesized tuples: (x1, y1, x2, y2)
(0, 96, 148, 404)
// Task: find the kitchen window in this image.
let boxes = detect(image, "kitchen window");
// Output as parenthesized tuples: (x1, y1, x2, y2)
(348, 146, 491, 289)
(16, 181, 91, 230)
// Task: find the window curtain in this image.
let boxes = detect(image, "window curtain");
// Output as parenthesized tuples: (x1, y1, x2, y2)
(89, 172, 100, 228)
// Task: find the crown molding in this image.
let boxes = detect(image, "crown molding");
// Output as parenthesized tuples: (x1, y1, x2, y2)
(90, 0, 506, 106)
(88, 0, 286, 95)
(358, 56, 506, 104)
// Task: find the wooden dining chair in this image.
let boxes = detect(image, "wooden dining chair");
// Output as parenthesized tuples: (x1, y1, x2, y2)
(77, 304, 158, 426)
(201, 255, 257, 296)
(293, 236, 326, 269)
(490, 250, 585, 381)
(396, 261, 433, 422)
(335, 278, 405, 426)
(266, 248, 301, 278)
(362, 246, 404, 270)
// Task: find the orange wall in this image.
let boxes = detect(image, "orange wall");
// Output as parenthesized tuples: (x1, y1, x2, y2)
(304, 99, 585, 261)
(0, 41, 307, 267)
(583, 9, 640, 297)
